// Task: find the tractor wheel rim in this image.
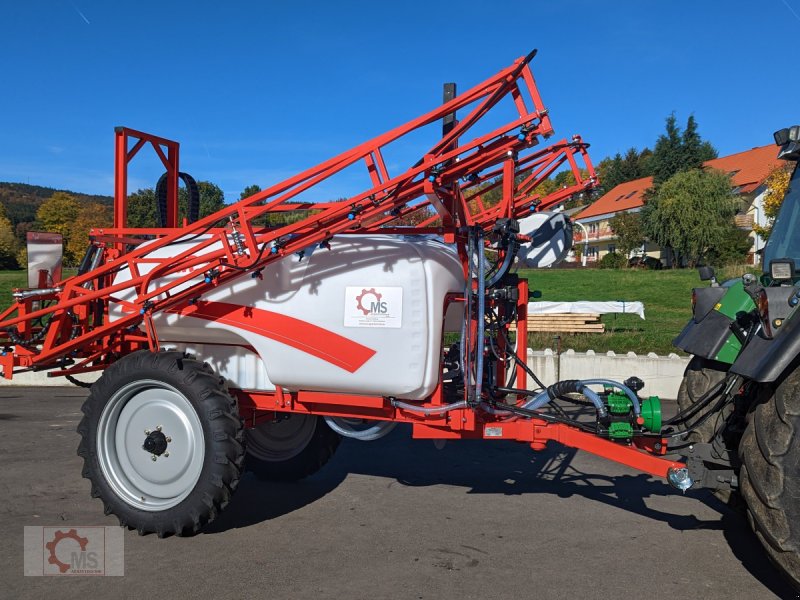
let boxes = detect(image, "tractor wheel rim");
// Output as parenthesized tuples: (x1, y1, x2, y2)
(246, 414, 316, 462)
(96, 379, 205, 511)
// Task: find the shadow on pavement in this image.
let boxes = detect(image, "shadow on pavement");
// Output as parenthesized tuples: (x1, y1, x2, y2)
(206, 424, 794, 596)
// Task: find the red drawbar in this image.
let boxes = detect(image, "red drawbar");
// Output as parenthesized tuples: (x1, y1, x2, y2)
(167, 301, 376, 372)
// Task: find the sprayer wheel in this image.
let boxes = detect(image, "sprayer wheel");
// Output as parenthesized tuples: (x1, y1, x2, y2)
(246, 414, 341, 481)
(77, 350, 244, 536)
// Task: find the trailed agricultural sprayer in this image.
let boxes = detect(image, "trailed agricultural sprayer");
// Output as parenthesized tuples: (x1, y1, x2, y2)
(0, 52, 743, 567)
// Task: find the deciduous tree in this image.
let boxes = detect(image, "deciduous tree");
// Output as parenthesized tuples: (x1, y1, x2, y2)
(0, 203, 19, 269)
(36, 192, 80, 264)
(753, 164, 793, 240)
(67, 203, 112, 263)
(641, 168, 737, 266)
(36, 192, 79, 238)
(608, 212, 645, 257)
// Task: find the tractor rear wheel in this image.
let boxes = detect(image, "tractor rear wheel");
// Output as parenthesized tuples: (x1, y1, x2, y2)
(77, 350, 244, 536)
(739, 367, 800, 591)
(246, 414, 341, 481)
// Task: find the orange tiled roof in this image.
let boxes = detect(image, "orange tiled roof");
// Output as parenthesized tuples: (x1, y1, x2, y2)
(704, 144, 782, 193)
(574, 144, 782, 221)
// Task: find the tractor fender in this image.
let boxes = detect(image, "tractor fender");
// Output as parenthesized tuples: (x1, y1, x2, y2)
(672, 287, 731, 361)
(672, 309, 734, 362)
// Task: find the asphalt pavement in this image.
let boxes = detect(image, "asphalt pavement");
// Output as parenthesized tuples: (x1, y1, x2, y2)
(0, 387, 796, 599)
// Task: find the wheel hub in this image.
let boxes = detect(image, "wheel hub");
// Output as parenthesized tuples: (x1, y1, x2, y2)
(143, 429, 169, 456)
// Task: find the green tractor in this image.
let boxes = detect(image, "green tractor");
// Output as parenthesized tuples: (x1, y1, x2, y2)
(673, 125, 800, 589)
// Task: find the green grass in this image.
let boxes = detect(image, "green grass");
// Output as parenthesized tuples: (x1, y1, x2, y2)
(518, 267, 709, 355)
(0, 271, 27, 309)
(0, 266, 750, 355)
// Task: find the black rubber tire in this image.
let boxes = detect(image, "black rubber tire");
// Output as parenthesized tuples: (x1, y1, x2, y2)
(77, 350, 245, 536)
(246, 415, 341, 482)
(676, 356, 728, 443)
(739, 368, 800, 591)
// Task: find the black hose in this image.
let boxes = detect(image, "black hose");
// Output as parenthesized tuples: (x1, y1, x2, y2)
(65, 374, 93, 388)
(664, 377, 728, 426)
(492, 400, 598, 433)
(156, 172, 200, 227)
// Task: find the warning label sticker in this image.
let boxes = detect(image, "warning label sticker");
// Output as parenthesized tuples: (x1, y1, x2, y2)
(344, 287, 403, 328)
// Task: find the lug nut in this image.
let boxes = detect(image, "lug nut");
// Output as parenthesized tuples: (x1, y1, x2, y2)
(164, 452, 170, 458)
(151, 455, 157, 462)
(156, 425, 162, 431)
(144, 429, 151, 435)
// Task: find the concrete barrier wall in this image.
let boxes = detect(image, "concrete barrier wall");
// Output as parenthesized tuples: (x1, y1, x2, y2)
(0, 349, 691, 399)
(527, 348, 689, 399)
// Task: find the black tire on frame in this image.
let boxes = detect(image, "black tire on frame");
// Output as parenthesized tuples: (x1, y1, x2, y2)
(77, 350, 245, 536)
(676, 356, 728, 443)
(739, 366, 800, 591)
(245, 414, 341, 482)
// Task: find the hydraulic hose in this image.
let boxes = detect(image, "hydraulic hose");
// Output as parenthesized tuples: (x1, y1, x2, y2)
(521, 380, 608, 418)
(475, 230, 486, 403)
(391, 399, 470, 415)
(580, 379, 641, 416)
(324, 417, 397, 441)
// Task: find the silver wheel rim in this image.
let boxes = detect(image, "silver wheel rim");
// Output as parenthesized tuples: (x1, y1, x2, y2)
(96, 379, 205, 511)
(246, 414, 316, 462)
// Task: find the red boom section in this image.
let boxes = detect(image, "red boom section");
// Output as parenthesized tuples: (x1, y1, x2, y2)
(0, 51, 595, 377)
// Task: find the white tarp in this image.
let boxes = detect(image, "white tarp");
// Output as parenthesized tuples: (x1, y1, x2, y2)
(528, 301, 645, 320)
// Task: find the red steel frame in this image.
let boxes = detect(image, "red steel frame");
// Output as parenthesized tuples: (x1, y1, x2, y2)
(0, 51, 685, 480)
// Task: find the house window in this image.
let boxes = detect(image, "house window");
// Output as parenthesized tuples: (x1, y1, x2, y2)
(589, 223, 598, 233)
(608, 244, 616, 254)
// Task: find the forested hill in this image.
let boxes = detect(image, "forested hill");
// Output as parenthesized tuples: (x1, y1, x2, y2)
(0, 182, 112, 228)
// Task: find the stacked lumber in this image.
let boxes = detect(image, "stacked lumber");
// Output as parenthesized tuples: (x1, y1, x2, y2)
(509, 312, 604, 333)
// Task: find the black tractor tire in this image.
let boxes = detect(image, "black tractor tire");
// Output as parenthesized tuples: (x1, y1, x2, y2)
(739, 368, 800, 591)
(77, 350, 245, 536)
(676, 356, 728, 443)
(246, 414, 341, 481)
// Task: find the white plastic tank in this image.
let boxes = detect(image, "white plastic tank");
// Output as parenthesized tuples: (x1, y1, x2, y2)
(110, 235, 465, 399)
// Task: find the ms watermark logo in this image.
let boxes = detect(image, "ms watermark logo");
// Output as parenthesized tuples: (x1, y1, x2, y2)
(24, 526, 124, 576)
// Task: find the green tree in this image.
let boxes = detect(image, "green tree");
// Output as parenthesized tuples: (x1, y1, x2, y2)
(596, 147, 653, 194)
(67, 203, 113, 263)
(682, 115, 717, 167)
(126, 188, 159, 229)
(651, 114, 717, 186)
(704, 227, 752, 265)
(608, 212, 645, 257)
(651, 114, 685, 186)
(641, 168, 737, 266)
(125, 181, 227, 229)
(36, 192, 80, 263)
(240, 184, 261, 200)
(36, 192, 79, 238)
(0, 203, 19, 269)
(195, 181, 226, 219)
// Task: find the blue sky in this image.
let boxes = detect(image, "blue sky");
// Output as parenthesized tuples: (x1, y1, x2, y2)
(0, 1, 797, 203)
